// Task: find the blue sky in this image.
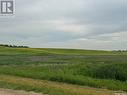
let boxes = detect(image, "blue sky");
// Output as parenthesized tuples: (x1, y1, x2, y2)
(0, 0, 127, 50)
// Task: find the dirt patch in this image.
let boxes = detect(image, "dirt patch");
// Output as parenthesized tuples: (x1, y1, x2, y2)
(0, 88, 43, 95)
(114, 91, 127, 95)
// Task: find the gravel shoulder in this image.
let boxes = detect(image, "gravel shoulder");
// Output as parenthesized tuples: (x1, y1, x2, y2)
(0, 88, 43, 95)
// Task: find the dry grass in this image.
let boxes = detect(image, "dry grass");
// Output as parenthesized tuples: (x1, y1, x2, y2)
(0, 75, 114, 95)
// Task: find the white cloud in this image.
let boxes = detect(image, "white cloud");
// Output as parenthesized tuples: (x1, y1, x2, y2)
(0, 0, 127, 50)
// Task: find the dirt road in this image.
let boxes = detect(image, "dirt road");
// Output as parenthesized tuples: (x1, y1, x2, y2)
(114, 91, 127, 95)
(1, 88, 127, 95)
(0, 88, 43, 95)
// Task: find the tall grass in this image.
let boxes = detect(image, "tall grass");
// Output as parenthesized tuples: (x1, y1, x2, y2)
(0, 47, 127, 92)
(0, 63, 127, 91)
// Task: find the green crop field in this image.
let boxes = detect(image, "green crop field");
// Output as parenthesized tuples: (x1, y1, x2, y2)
(0, 46, 127, 95)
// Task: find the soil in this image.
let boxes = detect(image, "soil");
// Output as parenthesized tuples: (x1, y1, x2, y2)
(0, 88, 43, 95)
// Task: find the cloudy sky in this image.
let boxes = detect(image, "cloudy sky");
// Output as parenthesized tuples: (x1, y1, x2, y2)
(0, 0, 127, 50)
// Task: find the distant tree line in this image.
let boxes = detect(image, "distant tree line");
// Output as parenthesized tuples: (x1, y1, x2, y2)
(0, 44, 29, 48)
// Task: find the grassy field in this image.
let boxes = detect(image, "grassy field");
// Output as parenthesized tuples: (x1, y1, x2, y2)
(0, 75, 113, 95)
(0, 47, 127, 95)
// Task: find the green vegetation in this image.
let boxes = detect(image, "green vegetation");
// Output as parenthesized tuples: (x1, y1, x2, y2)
(0, 47, 127, 94)
(0, 75, 113, 95)
(0, 64, 127, 92)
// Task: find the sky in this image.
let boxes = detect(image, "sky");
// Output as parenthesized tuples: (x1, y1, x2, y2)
(0, 0, 127, 50)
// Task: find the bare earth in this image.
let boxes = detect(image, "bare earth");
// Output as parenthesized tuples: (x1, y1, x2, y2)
(114, 91, 127, 95)
(0, 88, 127, 95)
(0, 88, 43, 95)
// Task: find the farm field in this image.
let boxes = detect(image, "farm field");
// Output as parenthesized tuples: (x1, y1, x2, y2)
(0, 47, 127, 95)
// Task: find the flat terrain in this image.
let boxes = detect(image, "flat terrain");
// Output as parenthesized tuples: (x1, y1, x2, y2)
(0, 75, 114, 95)
(0, 88, 42, 95)
(0, 47, 127, 95)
